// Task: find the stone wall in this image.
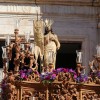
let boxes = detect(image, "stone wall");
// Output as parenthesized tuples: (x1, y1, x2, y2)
(41, 4, 99, 73)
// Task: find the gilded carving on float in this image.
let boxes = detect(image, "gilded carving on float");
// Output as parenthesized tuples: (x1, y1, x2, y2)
(1, 17, 100, 100)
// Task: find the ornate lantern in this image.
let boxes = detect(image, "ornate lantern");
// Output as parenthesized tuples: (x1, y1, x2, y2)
(5, 34, 11, 46)
(48, 50, 55, 64)
(2, 46, 7, 59)
(76, 50, 82, 63)
(24, 31, 31, 43)
(96, 44, 100, 57)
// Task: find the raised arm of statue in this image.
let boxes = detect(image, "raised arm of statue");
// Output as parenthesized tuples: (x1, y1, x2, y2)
(54, 34, 60, 50)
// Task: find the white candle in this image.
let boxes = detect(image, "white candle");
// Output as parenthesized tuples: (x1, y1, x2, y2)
(76, 50, 82, 63)
(2, 47, 7, 58)
(96, 45, 100, 57)
(48, 51, 54, 64)
(25, 32, 30, 43)
(15, 19, 20, 29)
(20, 43, 24, 50)
(5, 35, 10, 46)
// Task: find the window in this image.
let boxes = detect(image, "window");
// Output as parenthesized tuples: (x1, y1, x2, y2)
(56, 42, 82, 70)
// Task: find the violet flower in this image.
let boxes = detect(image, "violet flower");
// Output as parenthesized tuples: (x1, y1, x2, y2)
(40, 72, 56, 83)
(51, 74, 56, 80)
(76, 75, 88, 83)
(69, 69, 76, 74)
(97, 71, 100, 79)
(20, 73, 26, 78)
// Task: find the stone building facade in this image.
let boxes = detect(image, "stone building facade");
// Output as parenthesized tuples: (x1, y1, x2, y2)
(0, 0, 99, 74)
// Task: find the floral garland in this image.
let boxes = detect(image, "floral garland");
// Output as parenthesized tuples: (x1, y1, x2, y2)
(14, 68, 39, 81)
(40, 68, 78, 84)
(1, 67, 100, 100)
(17, 68, 89, 83)
(40, 72, 56, 84)
(2, 68, 100, 86)
(19, 68, 34, 80)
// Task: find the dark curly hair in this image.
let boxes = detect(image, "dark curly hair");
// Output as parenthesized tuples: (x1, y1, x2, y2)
(44, 26, 54, 35)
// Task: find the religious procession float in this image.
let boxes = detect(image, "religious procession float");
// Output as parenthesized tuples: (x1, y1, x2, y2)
(1, 19, 100, 100)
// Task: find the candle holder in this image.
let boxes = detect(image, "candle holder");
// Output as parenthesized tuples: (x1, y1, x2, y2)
(24, 42, 30, 53)
(20, 43, 25, 52)
(76, 50, 85, 76)
(76, 50, 82, 64)
(96, 44, 100, 57)
(94, 55, 100, 71)
(2, 46, 7, 59)
(5, 34, 11, 46)
(76, 63, 85, 76)
(46, 50, 55, 71)
(91, 45, 100, 72)
(24, 31, 31, 43)
(14, 18, 21, 29)
(2, 46, 9, 77)
(48, 51, 54, 65)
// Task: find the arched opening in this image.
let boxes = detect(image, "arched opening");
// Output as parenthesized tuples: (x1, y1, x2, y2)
(56, 42, 82, 70)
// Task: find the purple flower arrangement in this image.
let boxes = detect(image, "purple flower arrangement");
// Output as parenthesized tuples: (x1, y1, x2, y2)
(40, 72, 57, 84)
(90, 71, 100, 80)
(56, 68, 69, 73)
(97, 71, 100, 79)
(76, 74, 88, 83)
(1, 79, 6, 92)
(18, 68, 39, 80)
(16, 68, 89, 84)
(69, 69, 77, 79)
(40, 68, 78, 84)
